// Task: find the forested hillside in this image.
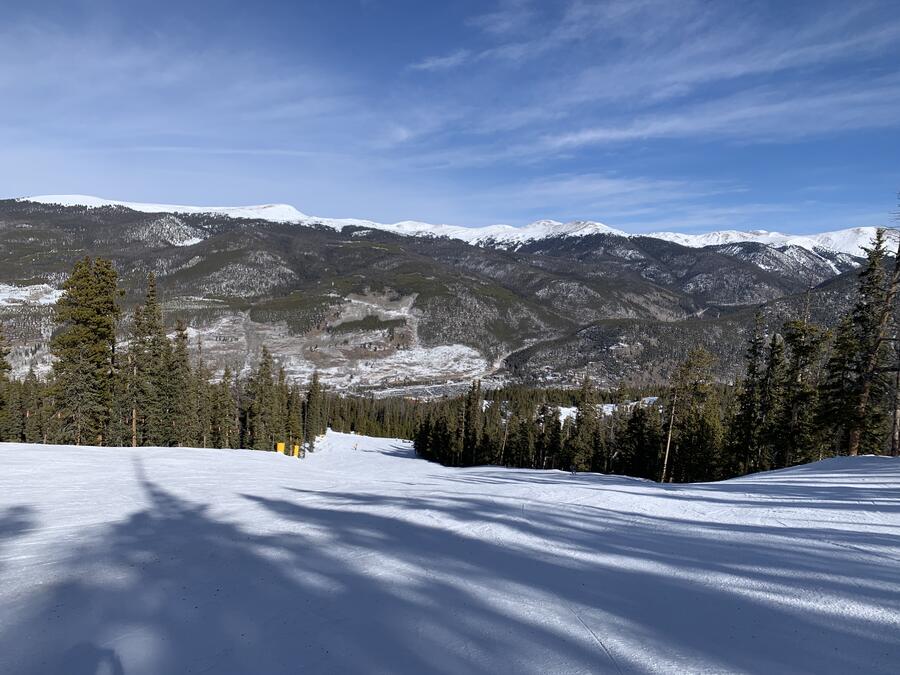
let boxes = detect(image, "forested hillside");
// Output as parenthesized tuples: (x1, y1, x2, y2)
(0, 199, 867, 391)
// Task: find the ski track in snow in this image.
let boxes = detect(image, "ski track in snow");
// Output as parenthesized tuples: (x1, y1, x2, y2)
(1, 432, 899, 674)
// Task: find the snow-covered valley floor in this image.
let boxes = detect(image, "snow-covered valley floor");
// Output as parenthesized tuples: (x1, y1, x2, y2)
(1, 432, 898, 674)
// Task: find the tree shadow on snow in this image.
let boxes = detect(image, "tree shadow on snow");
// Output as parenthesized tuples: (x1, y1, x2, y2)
(0, 459, 898, 674)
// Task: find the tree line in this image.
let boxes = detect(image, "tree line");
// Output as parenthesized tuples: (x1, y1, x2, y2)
(0, 260, 327, 450)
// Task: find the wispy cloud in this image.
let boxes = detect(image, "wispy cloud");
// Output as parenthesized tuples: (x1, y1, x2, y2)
(538, 75, 900, 150)
(410, 49, 473, 72)
(467, 0, 536, 36)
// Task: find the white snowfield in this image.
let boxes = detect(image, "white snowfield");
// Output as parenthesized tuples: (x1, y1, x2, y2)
(20, 195, 880, 256)
(1, 433, 898, 675)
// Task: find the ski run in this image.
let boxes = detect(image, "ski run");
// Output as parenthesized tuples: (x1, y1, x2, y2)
(1, 431, 898, 674)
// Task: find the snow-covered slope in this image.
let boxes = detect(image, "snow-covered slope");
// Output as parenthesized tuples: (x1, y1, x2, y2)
(1, 431, 898, 674)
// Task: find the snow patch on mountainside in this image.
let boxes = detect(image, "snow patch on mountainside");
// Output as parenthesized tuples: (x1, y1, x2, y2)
(0, 283, 63, 306)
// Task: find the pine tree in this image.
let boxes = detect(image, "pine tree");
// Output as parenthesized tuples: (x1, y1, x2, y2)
(0, 323, 11, 440)
(0, 323, 10, 380)
(846, 229, 899, 455)
(757, 332, 787, 471)
(775, 317, 826, 466)
(620, 403, 662, 479)
(304, 371, 325, 450)
(286, 384, 304, 449)
(129, 274, 172, 446)
(247, 347, 277, 451)
(536, 403, 562, 470)
(819, 316, 858, 456)
(664, 348, 722, 482)
(463, 380, 483, 465)
(50, 257, 121, 445)
(169, 320, 198, 446)
(193, 339, 214, 448)
(211, 365, 239, 448)
(22, 369, 46, 443)
(569, 378, 599, 472)
(728, 314, 765, 474)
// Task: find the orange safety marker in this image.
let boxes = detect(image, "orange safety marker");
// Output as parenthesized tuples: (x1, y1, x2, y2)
(276, 442, 286, 454)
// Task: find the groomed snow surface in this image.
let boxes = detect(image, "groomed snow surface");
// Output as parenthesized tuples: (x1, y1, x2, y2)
(1, 432, 898, 674)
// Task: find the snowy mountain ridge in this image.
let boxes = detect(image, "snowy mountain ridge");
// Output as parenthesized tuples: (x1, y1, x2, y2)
(20, 194, 879, 257)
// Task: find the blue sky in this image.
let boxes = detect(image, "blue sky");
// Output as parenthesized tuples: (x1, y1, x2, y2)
(2, 0, 899, 232)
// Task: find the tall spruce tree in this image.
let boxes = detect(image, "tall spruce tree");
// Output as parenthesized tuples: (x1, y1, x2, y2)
(211, 365, 239, 449)
(819, 229, 899, 456)
(463, 380, 483, 465)
(129, 274, 172, 446)
(757, 332, 787, 471)
(169, 320, 198, 446)
(569, 378, 599, 471)
(665, 348, 722, 482)
(304, 371, 325, 450)
(247, 347, 277, 451)
(50, 257, 121, 445)
(775, 317, 826, 466)
(728, 314, 765, 474)
(0, 323, 11, 440)
(193, 339, 214, 448)
(847, 229, 900, 455)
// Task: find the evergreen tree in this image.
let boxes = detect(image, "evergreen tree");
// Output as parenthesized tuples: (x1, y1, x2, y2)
(463, 380, 483, 466)
(775, 317, 826, 466)
(22, 370, 46, 443)
(169, 320, 198, 446)
(129, 274, 172, 446)
(246, 347, 277, 451)
(846, 229, 899, 455)
(211, 365, 239, 449)
(50, 257, 121, 445)
(0, 323, 11, 440)
(665, 348, 722, 482)
(620, 403, 662, 479)
(728, 314, 765, 474)
(819, 316, 858, 456)
(569, 378, 599, 471)
(194, 340, 214, 448)
(758, 332, 787, 471)
(304, 371, 326, 450)
(535, 403, 562, 470)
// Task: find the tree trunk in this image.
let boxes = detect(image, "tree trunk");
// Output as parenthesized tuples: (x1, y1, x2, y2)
(661, 392, 677, 483)
(893, 339, 900, 457)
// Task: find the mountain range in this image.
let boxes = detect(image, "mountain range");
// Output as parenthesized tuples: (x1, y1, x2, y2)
(0, 195, 879, 393)
(24, 194, 878, 259)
